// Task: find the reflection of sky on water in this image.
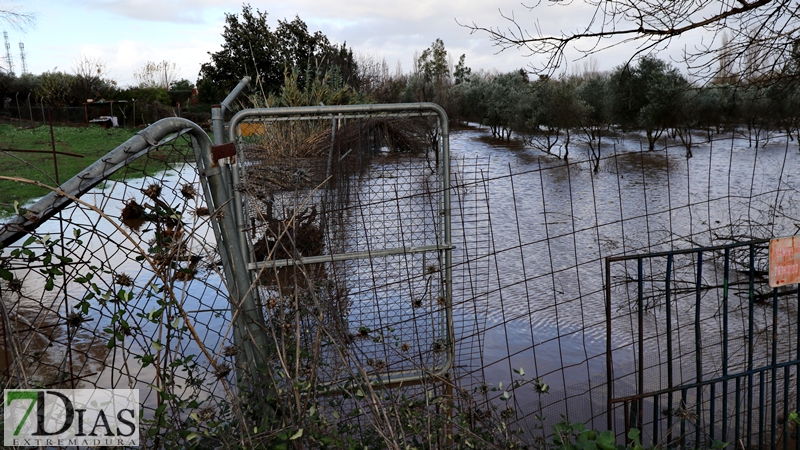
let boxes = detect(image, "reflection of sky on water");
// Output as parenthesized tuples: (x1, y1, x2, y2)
(2, 163, 232, 409)
(3, 127, 799, 434)
(449, 128, 800, 429)
(259, 153, 449, 382)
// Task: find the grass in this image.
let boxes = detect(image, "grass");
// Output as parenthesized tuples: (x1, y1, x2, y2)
(0, 124, 138, 216)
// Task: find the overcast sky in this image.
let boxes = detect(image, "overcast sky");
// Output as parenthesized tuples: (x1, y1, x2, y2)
(6, 0, 700, 87)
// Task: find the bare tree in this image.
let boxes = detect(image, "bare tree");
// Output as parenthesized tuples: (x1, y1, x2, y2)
(73, 55, 106, 78)
(355, 52, 390, 94)
(134, 60, 179, 90)
(462, 0, 799, 83)
(73, 55, 110, 100)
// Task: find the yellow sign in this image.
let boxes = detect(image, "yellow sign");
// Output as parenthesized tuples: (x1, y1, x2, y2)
(769, 236, 800, 287)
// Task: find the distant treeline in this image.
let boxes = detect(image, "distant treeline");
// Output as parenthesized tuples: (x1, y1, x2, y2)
(2, 2, 798, 147)
(0, 69, 204, 127)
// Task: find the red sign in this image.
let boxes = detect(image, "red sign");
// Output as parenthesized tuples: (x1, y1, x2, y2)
(769, 236, 800, 287)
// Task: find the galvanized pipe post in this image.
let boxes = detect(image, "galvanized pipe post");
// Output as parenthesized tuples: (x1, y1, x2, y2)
(207, 78, 273, 404)
(208, 104, 249, 376)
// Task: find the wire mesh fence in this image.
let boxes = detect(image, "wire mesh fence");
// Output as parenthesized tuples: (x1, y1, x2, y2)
(0, 124, 237, 446)
(445, 129, 800, 448)
(1, 104, 800, 448)
(229, 105, 453, 389)
(2, 99, 201, 129)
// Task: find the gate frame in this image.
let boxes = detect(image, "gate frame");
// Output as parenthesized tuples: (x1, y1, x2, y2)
(604, 238, 800, 448)
(226, 103, 455, 387)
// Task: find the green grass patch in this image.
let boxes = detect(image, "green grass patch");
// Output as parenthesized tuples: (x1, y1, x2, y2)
(0, 124, 137, 215)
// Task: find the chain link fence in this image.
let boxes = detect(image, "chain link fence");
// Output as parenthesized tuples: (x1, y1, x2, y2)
(0, 121, 238, 446)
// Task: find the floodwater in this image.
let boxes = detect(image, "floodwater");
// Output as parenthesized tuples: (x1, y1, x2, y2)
(2, 125, 799, 433)
(0, 163, 230, 409)
(447, 126, 800, 430)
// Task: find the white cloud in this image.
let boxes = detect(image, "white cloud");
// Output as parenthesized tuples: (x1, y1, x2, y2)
(112, 40, 147, 82)
(75, 0, 224, 23)
(21, 0, 702, 90)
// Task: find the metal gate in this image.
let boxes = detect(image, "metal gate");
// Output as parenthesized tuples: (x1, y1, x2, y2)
(0, 99, 454, 444)
(606, 240, 800, 448)
(214, 104, 454, 388)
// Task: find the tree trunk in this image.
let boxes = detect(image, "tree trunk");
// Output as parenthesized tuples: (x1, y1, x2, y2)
(678, 127, 693, 158)
(593, 135, 602, 173)
(646, 129, 657, 151)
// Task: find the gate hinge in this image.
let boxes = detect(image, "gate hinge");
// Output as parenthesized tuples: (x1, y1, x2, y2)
(211, 142, 236, 165)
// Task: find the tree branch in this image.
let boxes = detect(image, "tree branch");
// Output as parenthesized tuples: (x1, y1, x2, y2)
(461, 0, 789, 79)
(0, 3, 36, 31)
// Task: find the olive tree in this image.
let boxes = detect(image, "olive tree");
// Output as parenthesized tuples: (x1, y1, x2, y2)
(575, 73, 613, 170)
(737, 86, 774, 147)
(692, 85, 727, 140)
(766, 80, 800, 143)
(483, 70, 532, 141)
(525, 77, 586, 158)
(449, 71, 489, 124)
(611, 56, 689, 151)
(576, 74, 611, 137)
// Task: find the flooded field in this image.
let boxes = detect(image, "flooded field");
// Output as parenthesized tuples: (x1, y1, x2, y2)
(447, 126, 800, 434)
(2, 124, 799, 442)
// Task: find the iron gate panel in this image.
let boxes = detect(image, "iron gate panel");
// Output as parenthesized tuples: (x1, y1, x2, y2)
(226, 104, 453, 387)
(606, 240, 800, 448)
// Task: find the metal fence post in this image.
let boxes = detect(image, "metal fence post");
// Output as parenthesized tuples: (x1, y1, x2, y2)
(204, 79, 275, 416)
